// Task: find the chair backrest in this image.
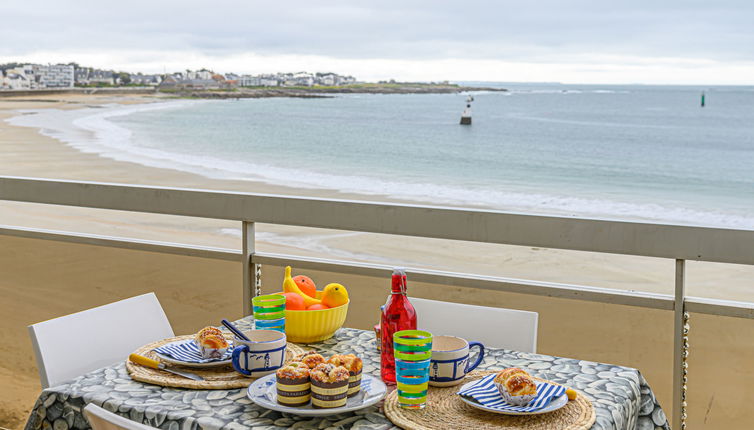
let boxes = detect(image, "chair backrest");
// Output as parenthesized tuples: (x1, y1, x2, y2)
(28, 293, 174, 388)
(84, 403, 157, 430)
(411, 298, 538, 352)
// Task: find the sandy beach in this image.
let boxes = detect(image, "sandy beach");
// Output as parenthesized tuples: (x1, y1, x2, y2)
(1, 93, 753, 428)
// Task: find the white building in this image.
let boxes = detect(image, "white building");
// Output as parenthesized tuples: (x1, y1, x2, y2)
(1, 73, 31, 90)
(239, 75, 260, 86)
(3, 65, 37, 89)
(33, 64, 74, 88)
(186, 70, 213, 80)
(75, 68, 115, 86)
(259, 75, 279, 86)
(129, 73, 162, 86)
(292, 72, 314, 86)
(318, 73, 337, 86)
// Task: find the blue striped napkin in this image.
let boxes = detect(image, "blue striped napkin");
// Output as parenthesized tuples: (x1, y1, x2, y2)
(154, 340, 233, 363)
(458, 374, 566, 412)
(360, 377, 372, 393)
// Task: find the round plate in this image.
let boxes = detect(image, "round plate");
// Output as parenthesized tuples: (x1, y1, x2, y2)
(153, 341, 232, 368)
(247, 373, 387, 416)
(457, 380, 568, 416)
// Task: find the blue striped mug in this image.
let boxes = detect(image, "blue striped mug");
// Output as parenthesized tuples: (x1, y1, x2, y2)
(231, 330, 287, 378)
(429, 335, 484, 387)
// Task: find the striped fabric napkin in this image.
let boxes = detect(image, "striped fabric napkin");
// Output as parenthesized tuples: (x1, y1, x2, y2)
(154, 340, 233, 363)
(458, 374, 566, 412)
(360, 377, 372, 393)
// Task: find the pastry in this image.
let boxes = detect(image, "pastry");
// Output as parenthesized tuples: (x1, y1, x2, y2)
(310, 363, 350, 408)
(195, 326, 225, 344)
(276, 362, 311, 407)
(194, 326, 229, 359)
(328, 354, 363, 397)
(494, 367, 528, 385)
(295, 351, 326, 369)
(494, 368, 538, 406)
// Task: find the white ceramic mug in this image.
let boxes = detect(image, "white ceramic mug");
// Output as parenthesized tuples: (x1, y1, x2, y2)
(231, 330, 287, 378)
(429, 335, 485, 387)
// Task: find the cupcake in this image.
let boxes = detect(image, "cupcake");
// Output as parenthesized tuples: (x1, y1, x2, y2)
(194, 326, 229, 359)
(328, 354, 363, 397)
(310, 363, 350, 408)
(295, 351, 326, 369)
(276, 362, 311, 407)
(494, 368, 538, 406)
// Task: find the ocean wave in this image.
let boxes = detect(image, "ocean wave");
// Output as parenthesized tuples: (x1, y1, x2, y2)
(7, 101, 754, 230)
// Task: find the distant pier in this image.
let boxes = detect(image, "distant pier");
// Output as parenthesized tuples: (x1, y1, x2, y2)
(460, 95, 473, 125)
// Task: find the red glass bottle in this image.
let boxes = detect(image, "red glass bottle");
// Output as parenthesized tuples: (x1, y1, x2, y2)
(380, 268, 417, 384)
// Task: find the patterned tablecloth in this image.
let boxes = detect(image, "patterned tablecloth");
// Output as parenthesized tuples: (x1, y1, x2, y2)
(25, 317, 669, 430)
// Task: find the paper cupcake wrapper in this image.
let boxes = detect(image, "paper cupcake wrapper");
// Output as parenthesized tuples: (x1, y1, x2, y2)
(198, 345, 228, 360)
(347, 370, 362, 397)
(311, 379, 348, 408)
(276, 376, 311, 407)
(496, 382, 537, 406)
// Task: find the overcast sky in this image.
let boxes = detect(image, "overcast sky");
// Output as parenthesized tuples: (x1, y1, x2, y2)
(2, 1, 754, 84)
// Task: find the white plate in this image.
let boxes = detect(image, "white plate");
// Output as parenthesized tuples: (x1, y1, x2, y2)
(247, 374, 387, 416)
(457, 380, 568, 416)
(153, 341, 232, 368)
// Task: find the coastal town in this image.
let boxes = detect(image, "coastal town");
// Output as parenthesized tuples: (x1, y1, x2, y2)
(0, 62, 358, 90)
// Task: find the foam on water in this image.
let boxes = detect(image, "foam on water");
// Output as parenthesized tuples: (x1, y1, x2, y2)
(7, 92, 754, 230)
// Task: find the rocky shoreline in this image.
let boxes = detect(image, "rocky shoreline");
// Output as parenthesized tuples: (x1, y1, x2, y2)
(0, 84, 506, 100)
(164, 84, 506, 99)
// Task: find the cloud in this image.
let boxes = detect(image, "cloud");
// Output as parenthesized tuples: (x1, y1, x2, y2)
(2, 1, 754, 83)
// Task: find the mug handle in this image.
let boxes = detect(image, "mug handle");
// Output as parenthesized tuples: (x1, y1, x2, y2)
(231, 344, 251, 376)
(466, 341, 485, 372)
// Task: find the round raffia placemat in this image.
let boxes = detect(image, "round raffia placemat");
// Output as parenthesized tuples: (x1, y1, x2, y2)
(383, 370, 595, 430)
(126, 334, 307, 389)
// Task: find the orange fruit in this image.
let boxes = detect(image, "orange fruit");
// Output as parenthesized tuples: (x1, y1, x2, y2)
(566, 389, 578, 400)
(307, 303, 329, 311)
(283, 292, 306, 310)
(293, 275, 317, 298)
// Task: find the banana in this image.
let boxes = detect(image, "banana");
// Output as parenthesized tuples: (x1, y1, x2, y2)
(283, 266, 321, 307)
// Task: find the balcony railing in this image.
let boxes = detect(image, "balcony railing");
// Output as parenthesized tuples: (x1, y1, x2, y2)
(3, 175, 754, 429)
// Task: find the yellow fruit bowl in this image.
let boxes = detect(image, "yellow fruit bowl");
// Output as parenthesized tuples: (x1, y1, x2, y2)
(276, 291, 349, 343)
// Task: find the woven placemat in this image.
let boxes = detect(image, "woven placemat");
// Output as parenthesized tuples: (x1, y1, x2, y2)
(384, 370, 595, 430)
(126, 334, 307, 389)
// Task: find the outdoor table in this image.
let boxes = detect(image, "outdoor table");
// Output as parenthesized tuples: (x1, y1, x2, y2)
(25, 317, 669, 430)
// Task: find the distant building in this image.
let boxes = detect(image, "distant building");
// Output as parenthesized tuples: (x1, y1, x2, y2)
(75, 67, 115, 86)
(292, 72, 314, 86)
(0, 64, 74, 89)
(185, 70, 213, 80)
(1, 72, 31, 90)
(34, 64, 74, 88)
(129, 73, 162, 86)
(2, 63, 359, 91)
(317, 73, 338, 86)
(239, 75, 259, 86)
(173, 79, 221, 90)
(258, 75, 279, 86)
(158, 74, 179, 89)
(340, 75, 356, 85)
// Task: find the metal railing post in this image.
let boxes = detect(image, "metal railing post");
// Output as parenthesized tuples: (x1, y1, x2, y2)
(673, 259, 687, 429)
(242, 221, 257, 316)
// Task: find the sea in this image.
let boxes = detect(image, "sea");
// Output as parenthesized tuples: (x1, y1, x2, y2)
(9, 83, 754, 229)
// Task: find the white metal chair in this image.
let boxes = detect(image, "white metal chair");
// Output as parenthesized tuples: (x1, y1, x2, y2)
(84, 403, 157, 430)
(411, 297, 538, 352)
(28, 293, 174, 388)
